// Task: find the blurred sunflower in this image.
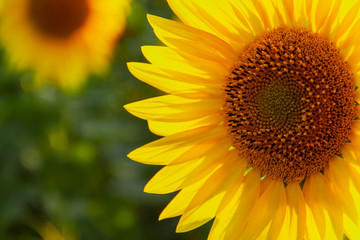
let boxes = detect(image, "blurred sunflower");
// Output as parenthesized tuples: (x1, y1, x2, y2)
(0, 0, 129, 90)
(38, 221, 76, 240)
(125, 0, 360, 239)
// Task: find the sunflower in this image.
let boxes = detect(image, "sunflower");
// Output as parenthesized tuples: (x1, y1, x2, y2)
(38, 221, 76, 240)
(0, 0, 129, 90)
(125, 0, 360, 239)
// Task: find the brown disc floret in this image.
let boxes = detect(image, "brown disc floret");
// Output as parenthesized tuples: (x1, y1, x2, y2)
(223, 27, 355, 183)
(28, 0, 89, 38)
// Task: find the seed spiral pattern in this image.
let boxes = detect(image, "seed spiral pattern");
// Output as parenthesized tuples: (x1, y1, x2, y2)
(224, 27, 355, 182)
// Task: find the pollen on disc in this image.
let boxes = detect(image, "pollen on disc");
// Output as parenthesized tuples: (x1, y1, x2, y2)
(223, 27, 355, 183)
(28, 0, 89, 38)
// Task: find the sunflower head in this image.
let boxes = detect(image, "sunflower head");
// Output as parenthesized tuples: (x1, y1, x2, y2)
(28, 0, 90, 39)
(126, 0, 360, 239)
(0, 0, 130, 91)
(224, 26, 355, 183)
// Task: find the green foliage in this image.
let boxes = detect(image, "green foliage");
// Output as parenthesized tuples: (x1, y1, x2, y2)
(0, 0, 210, 239)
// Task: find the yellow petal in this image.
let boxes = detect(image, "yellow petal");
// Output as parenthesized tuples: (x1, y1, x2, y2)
(171, 90, 222, 100)
(209, 170, 260, 240)
(336, 20, 360, 59)
(176, 154, 243, 232)
(345, 45, 360, 72)
(251, 0, 273, 30)
(305, 203, 322, 240)
(167, 0, 253, 50)
(331, 1, 360, 42)
(170, 138, 230, 166)
(350, 119, 360, 139)
(282, 182, 307, 240)
(303, 173, 343, 240)
(141, 46, 228, 79)
(124, 95, 222, 122)
(127, 62, 209, 93)
(147, 112, 222, 136)
(278, 0, 310, 26)
(147, 14, 236, 66)
(144, 158, 203, 194)
(325, 157, 358, 223)
(176, 193, 223, 232)
(227, 0, 266, 37)
(271, 0, 286, 26)
(338, 160, 360, 239)
(259, 177, 273, 197)
(127, 126, 226, 165)
(266, 184, 288, 240)
(281, 0, 295, 23)
(273, 206, 291, 240)
(317, 0, 341, 38)
(347, 162, 360, 196)
(215, 153, 247, 216)
(179, 146, 235, 188)
(159, 176, 210, 220)
(237, 180, 286, 240)
(144, 140, 230, 194)
(342, 145, 360, 167)
(166, 0, 210, 31)
(305, 0, 314, 28)
(189, 0, 254, 46)
(313, 0, 333, 31)
(344, 215, 360, 240)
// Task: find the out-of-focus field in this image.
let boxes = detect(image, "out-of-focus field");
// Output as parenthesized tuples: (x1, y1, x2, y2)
(0, 0, 210, 239)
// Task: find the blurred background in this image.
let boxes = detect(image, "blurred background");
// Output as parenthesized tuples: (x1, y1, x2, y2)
(0, 0, 212, 239)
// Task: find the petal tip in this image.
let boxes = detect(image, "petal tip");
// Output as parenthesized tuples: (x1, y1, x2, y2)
(144, 182, 155, 193)
(126, 149, 136, 160)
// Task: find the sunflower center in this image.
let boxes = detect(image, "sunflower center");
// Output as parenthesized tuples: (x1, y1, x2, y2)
(28, 0, 89, 38)
(223, 27, 355, 183)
